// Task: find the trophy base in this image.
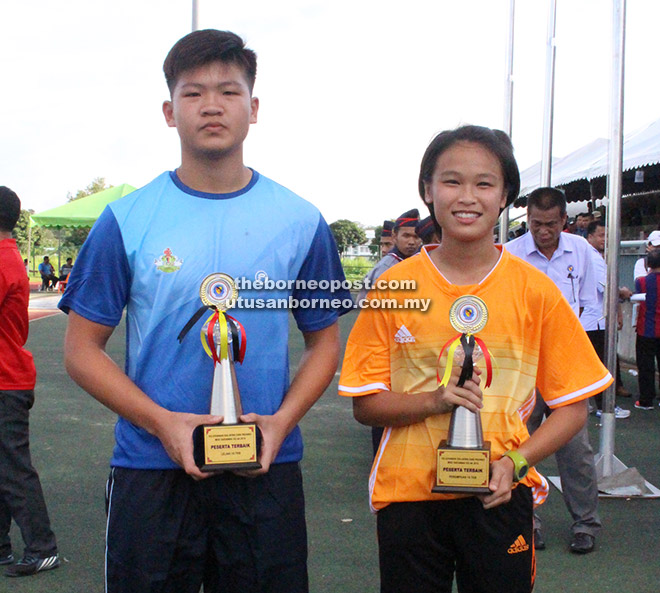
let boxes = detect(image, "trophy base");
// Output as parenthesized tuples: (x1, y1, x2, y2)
(432, 440, 491, 494)
(193, 422, 262, 472)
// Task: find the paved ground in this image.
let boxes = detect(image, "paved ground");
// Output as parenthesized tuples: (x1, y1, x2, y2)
(27, 293, 62, 321)
(6, 310, 660, 592)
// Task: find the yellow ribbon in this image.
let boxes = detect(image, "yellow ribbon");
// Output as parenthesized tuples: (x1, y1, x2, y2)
(439, 336, 463, 387)
(200, 310, 229, 361)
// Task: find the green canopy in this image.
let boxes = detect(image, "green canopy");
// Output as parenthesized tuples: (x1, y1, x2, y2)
(31, 184, 136, 228)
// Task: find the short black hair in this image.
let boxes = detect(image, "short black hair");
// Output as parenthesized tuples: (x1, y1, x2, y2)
(648, 249, 660, 270)
(418, 125, 520, 238)
(0, 186, 21, 232)
(163, 30, 257, 94)
(586, 219, 605, 237)
(527, 187, 567, 217)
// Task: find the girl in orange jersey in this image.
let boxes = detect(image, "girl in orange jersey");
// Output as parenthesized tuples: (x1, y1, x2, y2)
(339, 125, 612, 593)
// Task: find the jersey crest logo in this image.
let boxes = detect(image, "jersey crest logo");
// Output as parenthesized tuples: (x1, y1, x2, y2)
(394, 325, 415, 344)
(154, 247, 183, 273)
(507, 535, 530, 554)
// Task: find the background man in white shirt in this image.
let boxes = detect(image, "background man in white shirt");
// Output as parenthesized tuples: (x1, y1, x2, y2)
(506, 187, 601, 555)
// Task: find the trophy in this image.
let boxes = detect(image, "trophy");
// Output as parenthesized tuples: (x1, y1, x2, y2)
(433, 295, 492, 494)
(179, 273, 261, 472)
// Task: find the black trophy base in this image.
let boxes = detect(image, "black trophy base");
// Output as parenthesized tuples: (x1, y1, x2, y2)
(432, 440, 491, 494)
(193, 422, 262, 472)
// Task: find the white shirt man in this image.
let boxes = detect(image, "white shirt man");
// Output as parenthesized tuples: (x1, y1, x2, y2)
(633, 229, 660, 280)
(506, 227, 598, 320)
(505, 187, 600, 555)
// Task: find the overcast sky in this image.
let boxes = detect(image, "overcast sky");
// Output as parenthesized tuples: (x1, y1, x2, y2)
(1, 0, 659, 226)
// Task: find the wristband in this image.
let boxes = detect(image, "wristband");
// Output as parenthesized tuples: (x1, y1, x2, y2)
(502, 450, 529, 482)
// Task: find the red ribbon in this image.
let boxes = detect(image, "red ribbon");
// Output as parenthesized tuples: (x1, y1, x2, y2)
(473, 336, 493, 388)
(206, 311, 220, 364)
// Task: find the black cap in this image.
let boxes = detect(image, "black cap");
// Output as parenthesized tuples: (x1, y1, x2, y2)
(394, 208, 419, 230)
(382, 220, 394, 237)
(415, 216, 436, 242)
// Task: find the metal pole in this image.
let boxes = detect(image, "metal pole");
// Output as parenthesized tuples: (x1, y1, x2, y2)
(594, 0, 657, 495)
(600, 0, 626, 478)
(27, 221, 32, 276)
(540, 0, 557, 187)
(57, 228, 62, 274)
(499, 0, 515, 244)
(192, 0, 199, 31)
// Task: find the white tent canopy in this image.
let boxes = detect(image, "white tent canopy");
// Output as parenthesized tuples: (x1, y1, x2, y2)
(519, 117, 660, 201)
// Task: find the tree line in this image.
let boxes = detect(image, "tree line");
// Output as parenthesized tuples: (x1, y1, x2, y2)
(329, 219, 382, 257)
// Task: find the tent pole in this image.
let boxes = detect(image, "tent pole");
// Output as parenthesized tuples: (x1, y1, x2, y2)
(499, 0, 515, 244)
(57, 228, 62, 276)
(601, 0, 625, 469)
(540, 0, 557, 187)
(27, 222, 32, 275)
(595, 0, 657, 496)
(192, 0, 199, 31)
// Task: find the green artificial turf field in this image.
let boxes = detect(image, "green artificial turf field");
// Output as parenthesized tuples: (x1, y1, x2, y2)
(8, 312, 659, 592)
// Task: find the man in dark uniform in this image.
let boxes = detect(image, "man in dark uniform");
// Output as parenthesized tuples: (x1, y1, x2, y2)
(415, 216, 440, 246)
(379, 220, 395, 256)
(356, 209, 421, 303)
(356, 208, 421, 454)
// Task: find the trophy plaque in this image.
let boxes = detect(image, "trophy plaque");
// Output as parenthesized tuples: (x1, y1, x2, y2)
(185, 273, 261, 471)
(433, 296, 492, 494)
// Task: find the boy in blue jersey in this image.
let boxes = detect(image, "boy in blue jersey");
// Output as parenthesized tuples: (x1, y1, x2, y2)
(60, 30, 350, 593)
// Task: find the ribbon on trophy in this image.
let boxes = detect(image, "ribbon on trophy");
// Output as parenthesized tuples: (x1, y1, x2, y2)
(177, 273, 246, 364)
(437, 295, 492, 389)
(200, 310, 246, 364)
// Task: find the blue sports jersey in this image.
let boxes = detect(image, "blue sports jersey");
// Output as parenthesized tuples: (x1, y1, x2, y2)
(59, 170, 351, 469)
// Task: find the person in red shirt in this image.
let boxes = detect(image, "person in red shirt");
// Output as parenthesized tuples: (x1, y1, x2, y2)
(0, 186, 59, 577)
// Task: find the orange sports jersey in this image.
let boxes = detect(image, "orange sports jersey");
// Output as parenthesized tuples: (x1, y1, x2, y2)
(339, 245, 612, 511)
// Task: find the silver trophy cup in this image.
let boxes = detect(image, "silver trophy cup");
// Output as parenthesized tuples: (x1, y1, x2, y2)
(434, 338, 491, 493)
(209, 320, 242, 423)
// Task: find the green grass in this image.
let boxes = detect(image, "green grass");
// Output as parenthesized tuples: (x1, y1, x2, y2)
(11, 311, 660, 592)
(341, 256, 375, 285)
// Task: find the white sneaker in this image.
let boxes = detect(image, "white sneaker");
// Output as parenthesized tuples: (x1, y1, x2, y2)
(615, 406, 631, 419)
(595, 406, 631, 419)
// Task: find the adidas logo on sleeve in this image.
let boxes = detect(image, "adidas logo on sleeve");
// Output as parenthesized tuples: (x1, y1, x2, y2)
(394, 325, 416, 344)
